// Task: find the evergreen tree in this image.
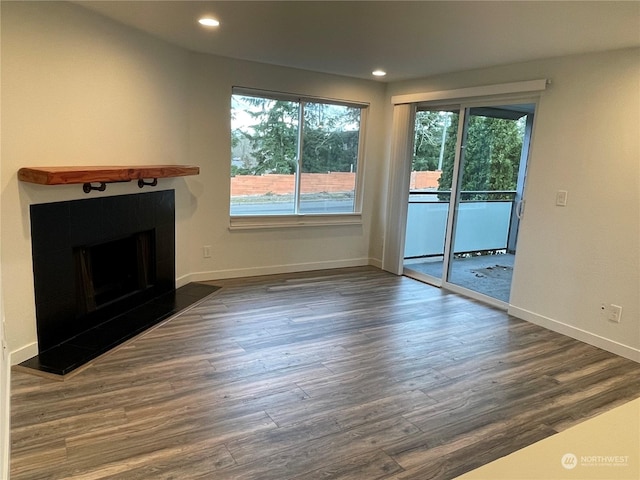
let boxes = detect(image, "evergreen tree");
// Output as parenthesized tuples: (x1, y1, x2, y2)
(438, 113, 525, 200)
(231, 96, 360, 176)
(302, 103, 360, 173)
(232, 96, 299, 175)
(413, 111, 454, 172)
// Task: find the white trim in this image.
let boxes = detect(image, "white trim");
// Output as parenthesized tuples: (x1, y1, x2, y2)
(391, 79, 548, 105)
(403, 267, 443, 287)
(232, 86, 370, 109)
(0, 352, 11, 478)
(10, 342, 38, 366)
(439, 106, 467, 284)
(509, 306, 640, 363)
(229, 213, 362, 230)
(404, 267, 509, 310)
(1, 328, 9, 480)
(0, 133, 7, 480)
(0, 360, 7, 480)
(381, 104, 416, 274)
(368, 257, 382, 269)
(176, 257, 372, 285)
(230, 88, 367, 221)
(294, 103, 304, 214)
(353, 107, 368, 214)
(444, 282, 509, 310)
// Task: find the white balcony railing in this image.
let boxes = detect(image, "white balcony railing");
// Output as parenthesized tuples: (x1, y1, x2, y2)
(404, 191, 517, 258)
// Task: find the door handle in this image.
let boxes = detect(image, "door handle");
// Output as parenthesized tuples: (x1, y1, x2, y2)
(516, 199, 525, 219)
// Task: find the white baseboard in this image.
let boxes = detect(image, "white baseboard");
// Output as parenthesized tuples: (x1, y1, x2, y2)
(176, 257, 374, 286)
(10, 342, 38, 366)
(509, 306, 640, 363)
(0, 363, 8, 480)
(368, 257, 383, 269)
(1, 350, 9, 480)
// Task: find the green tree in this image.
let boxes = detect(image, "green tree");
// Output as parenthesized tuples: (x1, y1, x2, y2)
(231, 96, 361, 176)
(302, 103, 360, 173)
(413, 111, 455, 172)
(232, 96, 299, 175)
(438, 114, 525, 200)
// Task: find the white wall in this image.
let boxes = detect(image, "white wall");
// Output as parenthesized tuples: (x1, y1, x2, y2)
(0, 299, 7, 480)
(1, 1, 191, 362)
(0, 7, 8, 475)
(386, 49, 640, 361)
(0, 1, 386, 362)
(183, 53, 386, 283)
(0, 169, 8, 480)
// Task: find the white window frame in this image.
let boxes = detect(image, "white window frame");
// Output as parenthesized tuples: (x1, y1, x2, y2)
(229, 87, 368, 230)
(383, 79, 548, 274)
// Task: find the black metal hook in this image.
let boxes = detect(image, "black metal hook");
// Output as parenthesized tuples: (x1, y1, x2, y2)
(138, 178, 158, 188)
(82, 182, 107, 194)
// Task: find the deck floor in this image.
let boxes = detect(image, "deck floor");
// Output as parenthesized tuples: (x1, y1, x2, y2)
(405, 253, 515, 302)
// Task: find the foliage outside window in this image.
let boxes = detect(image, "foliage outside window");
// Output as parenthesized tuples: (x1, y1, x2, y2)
(412, 109, 526, 201)
(231, 89, 365, 216)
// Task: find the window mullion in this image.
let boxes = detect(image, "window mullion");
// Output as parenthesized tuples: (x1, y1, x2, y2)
(294, 101, 305, 214)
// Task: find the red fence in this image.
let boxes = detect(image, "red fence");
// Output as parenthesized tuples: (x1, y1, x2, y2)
(230, 171, 442, 196)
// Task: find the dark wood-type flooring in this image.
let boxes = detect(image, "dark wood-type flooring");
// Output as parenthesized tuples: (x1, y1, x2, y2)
(10, 267, 640, 479)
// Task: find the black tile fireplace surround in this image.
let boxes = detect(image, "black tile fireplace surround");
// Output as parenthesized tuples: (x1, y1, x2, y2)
(21, 190, 219, 376)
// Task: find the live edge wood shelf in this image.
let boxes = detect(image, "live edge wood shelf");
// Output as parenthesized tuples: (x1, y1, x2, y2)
(18, 165, 200, 193)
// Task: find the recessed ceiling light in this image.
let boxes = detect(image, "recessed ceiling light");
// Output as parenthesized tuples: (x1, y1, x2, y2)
(372, 70, 387, 77)
(198, 17, 220, 27)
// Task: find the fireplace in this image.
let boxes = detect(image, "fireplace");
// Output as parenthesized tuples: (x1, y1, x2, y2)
(22, 190, 218, 376)
(74, 230, 156, 316)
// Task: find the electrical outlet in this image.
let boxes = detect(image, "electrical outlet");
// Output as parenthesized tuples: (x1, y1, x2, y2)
(608, 304, 622, 323)
(556, 190, 568, 206)
(203, 245, 212, 258)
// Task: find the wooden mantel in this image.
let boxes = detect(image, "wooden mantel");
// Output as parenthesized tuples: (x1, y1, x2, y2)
(18, 165, 200, 186)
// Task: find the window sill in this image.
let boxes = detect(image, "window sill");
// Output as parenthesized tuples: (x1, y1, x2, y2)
(229, 213, 362, 230)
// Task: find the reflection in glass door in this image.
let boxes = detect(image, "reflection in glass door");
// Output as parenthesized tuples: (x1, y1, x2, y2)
(447, 105, 533, 303)
(404, 103, 535, 305)
(403, 108, 459, 282)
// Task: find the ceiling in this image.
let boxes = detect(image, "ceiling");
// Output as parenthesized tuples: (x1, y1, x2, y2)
(76, 1, 640, 82)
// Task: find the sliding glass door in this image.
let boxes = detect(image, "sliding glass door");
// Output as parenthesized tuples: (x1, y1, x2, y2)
(403, 108, 459, 281)
(404, 102, 535, 305)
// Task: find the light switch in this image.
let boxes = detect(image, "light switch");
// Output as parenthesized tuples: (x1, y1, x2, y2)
(556, 190, 568, 206)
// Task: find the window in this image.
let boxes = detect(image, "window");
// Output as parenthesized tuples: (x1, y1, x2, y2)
(230, 88, 366, 219)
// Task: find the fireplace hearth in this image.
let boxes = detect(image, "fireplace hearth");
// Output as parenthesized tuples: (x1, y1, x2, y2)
(20, 191, 219, 376)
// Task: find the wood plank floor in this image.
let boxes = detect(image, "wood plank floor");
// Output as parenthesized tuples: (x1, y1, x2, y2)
(10, 266, 640, 479)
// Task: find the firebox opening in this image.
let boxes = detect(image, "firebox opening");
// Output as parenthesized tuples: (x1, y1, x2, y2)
(74, 230, 156, 315)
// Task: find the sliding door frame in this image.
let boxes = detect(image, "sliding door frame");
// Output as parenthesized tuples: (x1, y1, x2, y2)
(383, 80, 547, 307)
